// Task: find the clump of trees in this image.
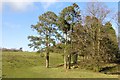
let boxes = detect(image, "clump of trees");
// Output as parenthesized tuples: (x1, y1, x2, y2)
(28, 2, 120, 71)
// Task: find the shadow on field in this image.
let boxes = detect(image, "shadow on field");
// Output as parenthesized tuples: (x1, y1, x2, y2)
(99, 64, 120, 75)
(55, 62, 120, 75)
(56, 64, 64, 67)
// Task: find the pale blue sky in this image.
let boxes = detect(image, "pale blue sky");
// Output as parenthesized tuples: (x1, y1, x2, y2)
(1, 2, 118, 51)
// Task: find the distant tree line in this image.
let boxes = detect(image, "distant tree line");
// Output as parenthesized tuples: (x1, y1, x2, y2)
(1, 48, 23, 52)
(28, 2, 120, 71)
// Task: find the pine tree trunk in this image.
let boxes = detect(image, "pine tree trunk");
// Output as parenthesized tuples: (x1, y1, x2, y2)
(46, 33, 49, 68)
(64, 55, 67, 69)
(64, 33, 67, 69)
(68, 54, 71, 69)
(46, 52, 49, 68)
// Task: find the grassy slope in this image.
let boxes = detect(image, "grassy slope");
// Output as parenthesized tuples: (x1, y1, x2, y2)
(2, 52, 118, 78)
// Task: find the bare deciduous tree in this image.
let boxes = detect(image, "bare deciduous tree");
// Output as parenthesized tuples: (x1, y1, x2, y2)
(86, 2, 111, 23)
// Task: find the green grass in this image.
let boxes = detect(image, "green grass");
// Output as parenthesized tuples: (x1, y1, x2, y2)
(2, 51, 118, 78)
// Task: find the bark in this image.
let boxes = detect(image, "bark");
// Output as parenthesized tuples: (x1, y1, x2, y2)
(64, 33, 67, 69)
(92, 40, 95, 63)
(45, 33, 49, 68)
(46, 52, 49, 68)
(73, 53, 78, 64)
(68, 54, 71, 69)
(64, 55, 67, 69)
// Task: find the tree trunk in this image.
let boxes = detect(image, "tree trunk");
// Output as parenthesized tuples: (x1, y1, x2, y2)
(64, 55, 67, 69)
(68, 54, 71, 69)
(46, 33, 49, 68)
(73, 53, 78, 64)
(64, 33, 68, 69)
(46, 52, 49, 68)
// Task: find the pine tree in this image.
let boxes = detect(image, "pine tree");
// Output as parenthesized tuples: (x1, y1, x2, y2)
(28, 11, 58, 68)
(58, 3, 81, 69)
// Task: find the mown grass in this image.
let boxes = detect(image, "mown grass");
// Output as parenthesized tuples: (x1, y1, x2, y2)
(2, 51, 118, 78)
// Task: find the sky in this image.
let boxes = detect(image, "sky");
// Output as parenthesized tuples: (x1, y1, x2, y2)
(1, 1, 119, 51)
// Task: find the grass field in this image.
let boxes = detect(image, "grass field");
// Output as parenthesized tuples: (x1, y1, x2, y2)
(2, 51, 119, 78)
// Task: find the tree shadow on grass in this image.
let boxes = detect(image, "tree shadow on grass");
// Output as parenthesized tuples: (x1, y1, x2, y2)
(99, 64, 120, 75)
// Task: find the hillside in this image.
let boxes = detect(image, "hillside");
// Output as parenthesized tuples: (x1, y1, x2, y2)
(2, 52, 118, 78)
